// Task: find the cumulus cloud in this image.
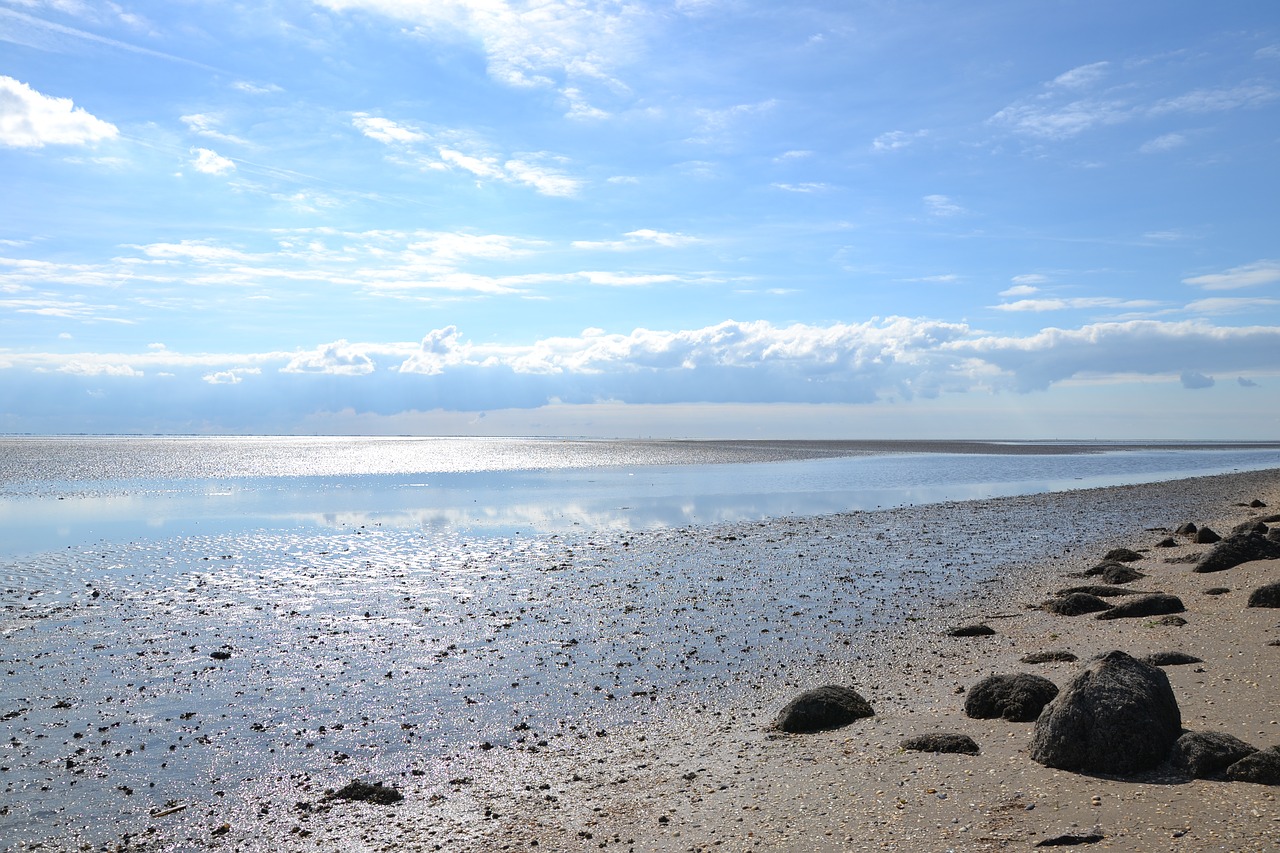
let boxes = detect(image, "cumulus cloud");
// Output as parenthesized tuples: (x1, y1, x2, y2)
(0, 75, 118, 147)
(282, 341, 377, 375)
(202, 367, 261, 385)
(190, 147, 236, 175)
(1183, 260, 1280, 290)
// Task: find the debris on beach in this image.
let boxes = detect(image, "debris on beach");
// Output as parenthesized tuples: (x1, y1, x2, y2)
(773, 685, 874, 733)
(963, 673, 1058, 722)
(1030, 650, 1180, 774)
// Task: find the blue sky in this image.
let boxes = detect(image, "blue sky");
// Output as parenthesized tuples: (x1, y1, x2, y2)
(1, 0, 1278, 438)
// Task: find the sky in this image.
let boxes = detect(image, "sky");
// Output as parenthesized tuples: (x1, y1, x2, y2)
(1, 0, 1278, 439)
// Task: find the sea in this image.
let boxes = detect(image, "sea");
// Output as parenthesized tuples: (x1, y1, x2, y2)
(2, 436, 1280, 849)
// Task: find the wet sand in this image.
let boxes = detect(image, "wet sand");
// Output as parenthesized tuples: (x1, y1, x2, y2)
(3, 468, 1279, 851)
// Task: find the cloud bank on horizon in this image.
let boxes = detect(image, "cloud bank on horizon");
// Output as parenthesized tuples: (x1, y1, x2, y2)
(1, 1, 1278, 438)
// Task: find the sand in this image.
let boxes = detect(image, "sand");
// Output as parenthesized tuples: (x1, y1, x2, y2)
(4, 468, 1279, 852)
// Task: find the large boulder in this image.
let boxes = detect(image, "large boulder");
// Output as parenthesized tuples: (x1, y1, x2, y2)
(1171, 731, 1257, 778)
(1247, 581, 1280, 608)
(964, 673, 1058, 722)
(1225, 747, 1280, 785)
(1095, 594, 1184, 620)
(1029, 651, 1181, 774)
(774, 685, 874, 733)
(1194, 533, 1280, 573)
(1232, 520, 1269, 536)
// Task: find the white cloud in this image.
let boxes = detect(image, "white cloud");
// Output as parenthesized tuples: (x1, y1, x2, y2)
(1150, 85, 1276, 115)
(190, 147, 236, 175)
(572, 229, 702, 251)
(59, 360, 142, 377)
(1011, 274, 1049, 286)
(282, 341, 377, 375)
(182, 113, 250, 146)
(202, 367, 261, 385)
(1183, 260, 1280, 290)
(1139, 132, 1186, 153)
(233, 81, 283, 95)
(0, 75, 118, 147)
(923, 194, 965, 217)
(872, 130, 927, 152)
(993, 297, 1159, 313)
(1185, 297, 1280, 315)
(352, 113, 428, 144)
(1000, 284, 1038, 297)
(990, 97, 1129, 140)
(1050, 61, 1109, 90)
(577, 271, 681, 287)
(772, 182, 831, 193)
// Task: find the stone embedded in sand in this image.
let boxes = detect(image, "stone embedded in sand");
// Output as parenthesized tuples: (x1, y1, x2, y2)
(1251, 499, 1268, 508)
(963, 673, 1058, 722)
(1194, 526, 1222, 544)
(328, 780, 404, 804)
(1156, 615, 1188, 627)
(900, 733, 979, 755)
(1142, 651, 1202, 666)
(1247, 581, 1280, 608)
(1232, 520, 1269, 536)
(948, 623, 996, 637)
(1175, 522, 1198, 536)
(1193, 532, 1280, 574)
(1104, 547, 1143, 563)
(1203, 587, 1230, 595)
(1035, 832, 1104, 847)
(1099, 564, 1146, 585)
(1021, 650, 1078, 664)
(1095, 594, 1185, 620)
(1171, 731, 1257, 778)
(1261, 513, 1280, 523)
(1155, 537, 1178, 547)
(1225, 747, 1280, 785)
(1030, 650, 1181, 774)
(1041, 593, 1112, 616)
(774, 685, 874, 733)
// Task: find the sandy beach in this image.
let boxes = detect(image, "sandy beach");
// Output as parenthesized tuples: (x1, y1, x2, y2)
(3, 467, 1279, 852)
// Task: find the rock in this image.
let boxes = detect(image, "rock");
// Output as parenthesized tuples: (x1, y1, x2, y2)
(1104, 547, 1143, 563)
(1035, 833, 1104, 847)
(1260, 513, 1280, 523)
(1095, 594, 1184, 620)
(1175, 522, 1198, 536)
(1155, 537, 1178, 548)
(1056, 584, 1146, 598)
(1194, 527, 1221, 544)
(209, 651, 232, 660)
(1247, 581, 1280, 608)
(1155, 615, 1188, 627)
(1099, 564, 1146, 585)
(963, 673, 1059, 722)
(328, 780, 404, 804)
(1141, 651, 1202, 666)
(948, 623, 996, 637)
(774, 685, 874, 733)
(1029, 650, 1181, 774)
(1021, 650, 1078, 664)
(1232, 520, 1269, 536)
(1042, 593, 1112, 616)
(1171, 731, 1257, 778)
(1194, 533, 1280, 573)
(900, 733, 979, 755)
(1163, 553, 1202, 564)
(1251, 499, 1268, 508)
(1203, 587, 1230, 595)
(1225, 747, 1280, 785)
(1270, 529, 1280, 544)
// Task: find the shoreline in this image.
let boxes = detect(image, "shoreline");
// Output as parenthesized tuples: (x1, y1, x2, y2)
(3, 467, 1279, 851)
